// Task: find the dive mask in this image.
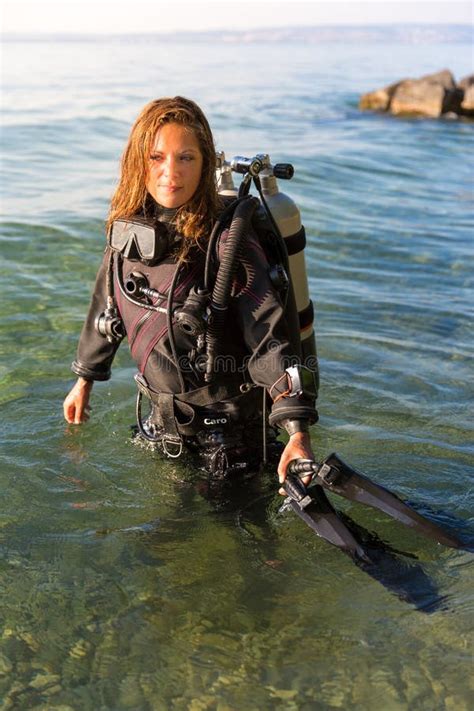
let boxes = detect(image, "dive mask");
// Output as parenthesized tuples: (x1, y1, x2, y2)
(108, 217, 171, 266)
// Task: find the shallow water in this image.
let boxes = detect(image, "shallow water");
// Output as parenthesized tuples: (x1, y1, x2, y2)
(1, 35, 473, 710)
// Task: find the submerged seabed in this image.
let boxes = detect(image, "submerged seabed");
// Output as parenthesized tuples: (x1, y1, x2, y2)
(1, 36, 473, 710)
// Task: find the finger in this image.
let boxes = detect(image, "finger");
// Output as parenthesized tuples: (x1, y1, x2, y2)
(74, 408, 84, 425)
(64, 402, 75, 424)
(278, 462, 288, 484)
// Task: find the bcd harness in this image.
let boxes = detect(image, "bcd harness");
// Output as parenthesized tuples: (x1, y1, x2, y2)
(96, 193, 317, 459)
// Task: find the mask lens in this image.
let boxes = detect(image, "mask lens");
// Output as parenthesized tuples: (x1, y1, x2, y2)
(135, 226, 156, 260)
(109, 220, 132, 251)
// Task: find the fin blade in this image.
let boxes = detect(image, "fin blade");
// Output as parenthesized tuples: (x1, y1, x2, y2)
(288, 486, 445, 611)
(289, 486, 370, 562)
(319, 454, 462, 549)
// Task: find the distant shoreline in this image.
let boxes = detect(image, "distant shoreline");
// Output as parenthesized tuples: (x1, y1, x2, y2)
(2, 24, 473, 45)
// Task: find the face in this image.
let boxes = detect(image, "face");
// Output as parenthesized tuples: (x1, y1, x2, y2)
(146, 122, 204, 209)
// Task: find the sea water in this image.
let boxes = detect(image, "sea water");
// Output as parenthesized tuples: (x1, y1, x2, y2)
(1, 35, 473, 710)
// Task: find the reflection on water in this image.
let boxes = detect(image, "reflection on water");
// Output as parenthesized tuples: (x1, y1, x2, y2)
(0, 36, 473, 710)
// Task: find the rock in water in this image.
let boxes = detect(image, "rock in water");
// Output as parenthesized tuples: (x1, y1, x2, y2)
(360, 69, 471, 119)
(459, 74, 474, 114)
(391, 79, 446, 117)
(359, 80, 405, 112)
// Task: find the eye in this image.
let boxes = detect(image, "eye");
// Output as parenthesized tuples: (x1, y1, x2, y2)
(149, 154, 163, 162)
(180, 154, 195, 162)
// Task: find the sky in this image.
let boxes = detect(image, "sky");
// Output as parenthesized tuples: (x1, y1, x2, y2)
(2, 0, 472, 35)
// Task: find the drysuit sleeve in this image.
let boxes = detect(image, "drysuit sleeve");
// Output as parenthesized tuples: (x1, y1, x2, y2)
(230, 232, 318, 428)
(71, 247, 123, 381)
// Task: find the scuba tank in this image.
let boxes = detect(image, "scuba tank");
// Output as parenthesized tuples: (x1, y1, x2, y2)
(216, 151, 238, 197)
(216, 152, 318, 382)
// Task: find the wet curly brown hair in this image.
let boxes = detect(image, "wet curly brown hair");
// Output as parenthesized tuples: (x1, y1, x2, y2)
(107, 96, 221, 260)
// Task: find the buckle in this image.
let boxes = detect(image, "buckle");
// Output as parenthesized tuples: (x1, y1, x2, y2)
(284, 475, 313, 510)
(317, 462, 339, 486)
(162, 435, 183, 459)
(278, 498, 293, 515)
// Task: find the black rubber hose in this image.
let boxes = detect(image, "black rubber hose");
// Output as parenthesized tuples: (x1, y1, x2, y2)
(211, 196, 259, 308)
(135, 391, 161, 442)
(167, 263, 186, 393)
(204, 196, 246, 292)
(205, 196, 259, 382)
(106, 249, 115, 301)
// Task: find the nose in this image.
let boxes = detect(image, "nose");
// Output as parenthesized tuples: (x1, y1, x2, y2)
(163, 155, 179, 180)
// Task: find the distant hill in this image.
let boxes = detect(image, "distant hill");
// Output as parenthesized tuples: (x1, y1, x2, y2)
(177, 24, 473, 45)
(3, 25, 473, 44)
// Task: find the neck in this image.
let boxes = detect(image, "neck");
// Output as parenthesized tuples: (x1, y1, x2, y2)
(144, 193, 179, 223)
(158, 206, 179, 223)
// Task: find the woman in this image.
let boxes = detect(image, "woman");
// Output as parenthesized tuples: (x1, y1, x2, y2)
(63, 97, 317, 489)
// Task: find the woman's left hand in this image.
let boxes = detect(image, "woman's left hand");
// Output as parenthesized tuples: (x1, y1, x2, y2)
(277, 431, 315, 495)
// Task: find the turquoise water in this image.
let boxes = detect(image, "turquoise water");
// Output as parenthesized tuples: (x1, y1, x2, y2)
(1, 36, 473, 709)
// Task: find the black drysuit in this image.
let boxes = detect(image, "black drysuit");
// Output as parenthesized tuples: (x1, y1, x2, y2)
(72, 219, 317, 470)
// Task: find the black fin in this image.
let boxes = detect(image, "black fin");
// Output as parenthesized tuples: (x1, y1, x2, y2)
(315, 454, 463, 549)
(287, 484, 370, 563)
(285, 482, 445, 612)
(337, 511, 447, 613)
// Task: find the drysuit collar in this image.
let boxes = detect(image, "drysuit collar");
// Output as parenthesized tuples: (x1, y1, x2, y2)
(143, 193, 179, 224)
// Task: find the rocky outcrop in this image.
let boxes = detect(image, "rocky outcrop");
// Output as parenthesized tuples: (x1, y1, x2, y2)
(360, 70, 474, 119)
(459, 74, 474, 112)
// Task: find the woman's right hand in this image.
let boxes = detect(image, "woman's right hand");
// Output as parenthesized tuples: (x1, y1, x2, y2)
(63, 377, 94, 424)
